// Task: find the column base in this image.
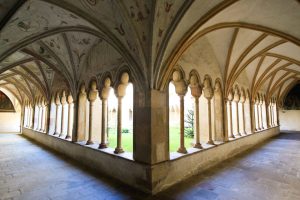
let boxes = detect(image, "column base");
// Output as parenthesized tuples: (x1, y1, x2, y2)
(237, 132, 242, 136)
(177, 147, 187, 154)
(98, 143, 108, 149)
(65, 135, 71, 140)
(86, 140, 94, 145)
(207, 140, 215, 145)
(193, 143, 203, 149)
(114, 147, 124, 154)
(59, 133, 65, 137)
(53, 132, 59, 135)
(230, 134, 236, 139)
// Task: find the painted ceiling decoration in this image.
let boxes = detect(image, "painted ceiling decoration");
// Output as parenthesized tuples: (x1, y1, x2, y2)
(0, 90, 15, 112)
(0, 0, 299, 107)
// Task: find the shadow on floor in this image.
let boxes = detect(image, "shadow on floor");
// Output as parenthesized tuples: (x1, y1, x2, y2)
(276, 130, 300, 140)
(20, 134, 151, 200)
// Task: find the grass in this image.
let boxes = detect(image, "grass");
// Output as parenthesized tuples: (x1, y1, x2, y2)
(106, 127, 194, 153)
(169, 126, 194, 152)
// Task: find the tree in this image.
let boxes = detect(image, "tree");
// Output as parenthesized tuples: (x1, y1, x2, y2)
(184, 109, 194, 138)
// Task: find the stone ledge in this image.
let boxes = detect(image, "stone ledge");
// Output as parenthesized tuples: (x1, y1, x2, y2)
(151, 127, 280, 194)
(22, 128, 152, 193)
(22, 127, 280, 195)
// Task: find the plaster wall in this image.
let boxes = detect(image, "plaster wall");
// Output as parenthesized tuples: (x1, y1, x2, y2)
(0, 112, 21, 132)
(279, 110, 300, 131)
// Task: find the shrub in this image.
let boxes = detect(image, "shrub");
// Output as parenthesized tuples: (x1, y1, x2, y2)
(122, 128, 130, 133)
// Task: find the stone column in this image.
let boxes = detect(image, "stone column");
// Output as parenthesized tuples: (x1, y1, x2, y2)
(40, 98, 45, 132)
(255, 96, 260, 131)
(86, 81, 98, 145)
(77, 84, 87, 141)
(59, 91, 67, 137)
(228, 90, 234, 138)
(234, 87, 241, 136)
(260, 95, 264, 129)
(54, 93, 61, 135)
(31, 101, 35, 129)
(172, 70, 188, 153)
(24, 101, 28, 127)
(240, 92, 246, 135)
(214, 81, 225, 142)
(99, 78, 111, 149)
(203, 77, 214, 145)
(265, 99, 271, 128)
(114, 73, 129, 154)
(36, 98, 41, 131)
(66, 93, 73, 140)
(189, 74, 202, 148)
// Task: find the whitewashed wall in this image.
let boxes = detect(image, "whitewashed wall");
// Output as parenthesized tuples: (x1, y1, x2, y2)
(279, 110, 300, 131)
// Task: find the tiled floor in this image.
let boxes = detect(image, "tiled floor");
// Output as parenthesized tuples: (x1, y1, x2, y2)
(0, 132, 299, 200)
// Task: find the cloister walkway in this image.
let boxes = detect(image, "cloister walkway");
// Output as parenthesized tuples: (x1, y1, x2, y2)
(0, 132, 299, 200)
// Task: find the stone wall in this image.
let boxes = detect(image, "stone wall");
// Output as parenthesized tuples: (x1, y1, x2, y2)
(22, 127, 279, 194)
(279, 110, 300, 131)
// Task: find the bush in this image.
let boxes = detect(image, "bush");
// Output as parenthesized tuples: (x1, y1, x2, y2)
(122, 128, 130, 133)
(184, 128, 194, 138)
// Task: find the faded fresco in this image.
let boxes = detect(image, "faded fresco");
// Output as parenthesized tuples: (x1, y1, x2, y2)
(0, 91, 15, 112)
(284, 84, 300, 110)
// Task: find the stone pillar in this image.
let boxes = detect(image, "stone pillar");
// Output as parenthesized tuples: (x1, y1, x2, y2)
(40, 98, 45, 132)
(24, 101, 28, 127)
(172, 70, 188, 153)
(265, 99, 271, 128)
(234, 87, 241, 136)
(255, 96, 260, 131)
(114, 73, 129, 154)
(37, 98, 42, 131)
(203, 77, 214, 145)
(240, 92, 246, 135)
(228, 90, 234, 138)
(86, 81, 98, 145)
(31, 101, 35, 129)
(276, 99, 280, 126)
(214, 81, 225, 142)
(260, 95, 264, 129)
(66, 93, 73, 140)
(54, 93, 61, 135)
(59, 91, 67, 137)
(44, 100, 50, 134)
(99, 78, 111, 149)
(77, 84, 87, 141)
(189, 74, 202, 148)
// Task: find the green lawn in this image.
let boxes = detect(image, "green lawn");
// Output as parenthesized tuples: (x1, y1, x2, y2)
(169, 127, 194, 152)
(106, 127, 194, 153)
(107, 128, 133, 152)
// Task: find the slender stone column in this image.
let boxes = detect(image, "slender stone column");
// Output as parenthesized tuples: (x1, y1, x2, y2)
(234, 88, 241, 136)
(114, 73, 129, 154)
(99, 78, 111, 149)
(86, 82, 98, 145)
(59, 91, 67, 137)
(203, 77, 214, 145)
(36, 98, 41, 131)
(189, 74, 202, 148)
(228, 90, 234, 138)
(54, 93, 61, 135)
(66, 93, 73, 140)
(171, 71, 188, 153)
